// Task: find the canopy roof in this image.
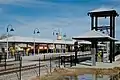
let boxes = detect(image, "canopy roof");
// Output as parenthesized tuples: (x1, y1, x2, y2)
(89, 7, 115, 13)
(88, 7, 119, 17)
(72, 30, 117, 41)
(0, 36, 74, 45)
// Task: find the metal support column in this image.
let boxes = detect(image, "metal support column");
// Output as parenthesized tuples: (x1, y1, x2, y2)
(91, 41, 96, 66)
(112, 16, 115, 61)
(39, 58, 40, 76)
(110, 16, 113, 63)
(4, 53, 7, 70)
(95, 16, 98, 62)
(49, 57, 52, 73)
(91, 16, 94, 30)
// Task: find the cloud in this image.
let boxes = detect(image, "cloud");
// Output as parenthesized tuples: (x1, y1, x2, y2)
(10, 16, 90, 38)
(0, 8, 4, 14)
(0, 0, 31, 4)
(0, 0, 120, 39)
(0, 0, 57, 8)
(0, 8, 3, 12)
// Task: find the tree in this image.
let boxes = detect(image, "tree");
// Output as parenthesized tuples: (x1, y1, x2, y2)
(0, 34, 13, 39)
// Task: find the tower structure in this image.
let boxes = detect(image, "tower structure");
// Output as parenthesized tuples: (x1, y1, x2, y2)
(88, 8, 119, 63)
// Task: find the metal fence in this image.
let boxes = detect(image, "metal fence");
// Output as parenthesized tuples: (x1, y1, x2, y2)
(0, 51, 92, 80)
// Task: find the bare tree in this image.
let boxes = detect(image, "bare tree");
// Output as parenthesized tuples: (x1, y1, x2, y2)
(0, 34, 13, 39)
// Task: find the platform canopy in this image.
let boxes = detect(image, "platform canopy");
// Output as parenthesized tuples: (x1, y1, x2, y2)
(0, 36, 74, 45)
(72, 30, 117, 41)
(88, 7, 119, 17)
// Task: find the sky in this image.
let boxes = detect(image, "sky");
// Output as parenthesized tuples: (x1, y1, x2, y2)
(0, 0, 120, 39)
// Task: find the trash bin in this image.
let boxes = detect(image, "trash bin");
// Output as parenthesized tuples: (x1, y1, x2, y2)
(15, 53, 21, 61)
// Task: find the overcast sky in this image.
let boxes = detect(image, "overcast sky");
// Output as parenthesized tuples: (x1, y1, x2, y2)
(0, 0, 120, 39)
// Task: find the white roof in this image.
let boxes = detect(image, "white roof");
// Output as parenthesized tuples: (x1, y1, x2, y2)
(89, 7, 114, 13)
(72, 30, 116, 41)
(0, 36, 112, 45)
(0, 36, 74, 45)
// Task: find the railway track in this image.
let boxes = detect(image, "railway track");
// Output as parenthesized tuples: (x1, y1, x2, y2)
(0, 63, 46, 75)
(0, 53, 92, 76)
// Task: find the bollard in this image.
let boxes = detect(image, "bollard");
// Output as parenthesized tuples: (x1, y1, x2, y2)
(39, 58, 40, 77)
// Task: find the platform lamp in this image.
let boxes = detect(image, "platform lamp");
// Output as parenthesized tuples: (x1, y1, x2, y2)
(33, 28, 40, 55)
(6, 24, 14, 59)
(52, 30, 58, 53)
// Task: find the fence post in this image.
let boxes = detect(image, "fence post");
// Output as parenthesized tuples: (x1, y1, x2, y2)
(50, 57, 52, 73)
(61, 56, 62, 65)
(0, 54, 2, 63)
(70, 55, 72, 67)
(44, 55, 45, 61)
(64, 56, 65, 67)
(58, 54, 60, 68)
(19, 57, 22, 80)
(5, 53, 7, 70)
(39, 58, 40, 77)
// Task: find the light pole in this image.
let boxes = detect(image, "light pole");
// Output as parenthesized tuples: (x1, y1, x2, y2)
(6, 24, 14, 59)
(52, 30, 58, 53)
(33, 28, 40, 55)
